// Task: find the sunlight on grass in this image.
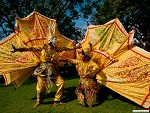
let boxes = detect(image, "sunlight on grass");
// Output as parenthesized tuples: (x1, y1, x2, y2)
(0, 76, 145, 113)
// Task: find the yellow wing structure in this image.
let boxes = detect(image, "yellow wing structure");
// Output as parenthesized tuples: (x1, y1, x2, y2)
(0, 11, 75, 89)
(80, 18, 150, 108)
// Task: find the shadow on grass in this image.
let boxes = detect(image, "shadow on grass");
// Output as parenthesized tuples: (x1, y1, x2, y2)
(23, 72, 79, 86)
(98, 85, 143, 108)
(63, 86, 77, 102)
(98, 85, 114, 104)
(0, 75, 5, 84)
(30, 86, 77, 104)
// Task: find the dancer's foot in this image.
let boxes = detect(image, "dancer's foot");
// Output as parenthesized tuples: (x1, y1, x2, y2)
(34, 101, 41, 108)
(53, 101, 65, 107)
(79, 101, 86, 106)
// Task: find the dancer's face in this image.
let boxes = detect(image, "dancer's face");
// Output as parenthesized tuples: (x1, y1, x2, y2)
(48, 36, 58, 47)
(78, 50, 87, 60)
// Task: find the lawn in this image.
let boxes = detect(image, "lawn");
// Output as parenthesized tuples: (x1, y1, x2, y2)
(0, 75, 145, 113)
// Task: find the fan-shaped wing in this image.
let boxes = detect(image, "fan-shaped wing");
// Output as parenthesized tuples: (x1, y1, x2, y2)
(79, 18, 150, 108)
(96, 46, 150, 108)
(0, 11, 75, 88)
(79, 18, 133, 70)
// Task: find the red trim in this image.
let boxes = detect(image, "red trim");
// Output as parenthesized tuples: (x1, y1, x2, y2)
(36, 14, 47, 36)
(130, 48, 150, 60)
(114, 22, 127, 36)
(93, 50, 115, 61)
(36, 12, 56, 22)
(82, 19, 128, 47)
(18, 11, 56, 22)
(127, 33, 130, 49)
(3, 74, 8, 86)
(18, 25, 20, 33)
(0, 33, 17, 45)
(13, 81, 18, 90)
(88, 21, 127, 36)
(141, 85, 150, 106)
(24, 37, 47, 45)
(36, 12, 73, 42)
(32, 52, 40, 60)
(146, 108, 150, 110)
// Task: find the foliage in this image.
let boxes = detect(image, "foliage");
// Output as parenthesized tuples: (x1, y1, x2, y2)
(1, 0, 150, 49)
(91, 0, 150, 51)
(0, 0, 94, 42)
(0, 76, 144, 113)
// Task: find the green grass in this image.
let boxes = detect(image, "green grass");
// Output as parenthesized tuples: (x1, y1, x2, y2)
(0, 75, 145, 113)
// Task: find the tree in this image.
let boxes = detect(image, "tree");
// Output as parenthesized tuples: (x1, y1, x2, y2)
(0, 0, 94, 43)
(91, 0, 150, 51)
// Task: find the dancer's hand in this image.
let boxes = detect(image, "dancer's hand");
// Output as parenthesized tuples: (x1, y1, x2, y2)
(11, 45, 26, 52)
(76, 43, 82, 49)
(11, 45, 17, 53)
(59, 58, 69, 62)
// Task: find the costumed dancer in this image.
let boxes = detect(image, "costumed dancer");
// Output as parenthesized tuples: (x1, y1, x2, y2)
(62, 48, 100, 107)
(12, 33, 75, 108)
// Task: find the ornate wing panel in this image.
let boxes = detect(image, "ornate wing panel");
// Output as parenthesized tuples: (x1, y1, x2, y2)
(79, 18, 150, 108)
(80, 18, 134, 70)
(96, 46, 150, 108)
(1, 11, 75, 88)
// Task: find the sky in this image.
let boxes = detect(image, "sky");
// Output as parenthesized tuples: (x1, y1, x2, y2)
(75, 17, 87, 29)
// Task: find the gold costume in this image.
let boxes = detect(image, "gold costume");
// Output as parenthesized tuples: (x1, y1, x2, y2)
(69, 59, 100, 107)
(0, 11, 75, 108)
(38, 44, 74, 103)
(1, 11, 150, 108)
(20, 43, 73, 107)
(36, 72, 64, 102)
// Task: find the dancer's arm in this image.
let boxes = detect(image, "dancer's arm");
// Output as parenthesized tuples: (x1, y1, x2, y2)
(11, 45, 42, 52)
